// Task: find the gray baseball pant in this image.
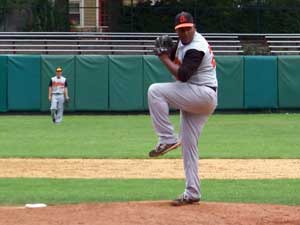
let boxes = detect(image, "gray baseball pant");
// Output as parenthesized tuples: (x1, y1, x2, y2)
(148, 81, 217, 199)
(50, 94, 65, 123)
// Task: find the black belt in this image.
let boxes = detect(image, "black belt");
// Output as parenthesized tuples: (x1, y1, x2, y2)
(205, 86, 217, 92)
(52, 93, 63, 95)
(190, 83, 217, 92)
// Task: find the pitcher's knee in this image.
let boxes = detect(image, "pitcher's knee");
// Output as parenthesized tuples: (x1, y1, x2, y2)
(148, 83, 162, 99)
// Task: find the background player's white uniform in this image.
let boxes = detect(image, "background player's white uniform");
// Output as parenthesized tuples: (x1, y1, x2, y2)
(148, 31, 218, 200)
(49, 76, 67, 124)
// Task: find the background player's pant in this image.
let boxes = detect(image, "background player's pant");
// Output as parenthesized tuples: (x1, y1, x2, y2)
(148, 81, 217, 199)
(50, 94, 65, 123)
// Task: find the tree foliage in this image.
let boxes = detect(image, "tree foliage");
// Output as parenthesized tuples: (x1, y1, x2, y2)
(112, 0, 300, 33)
(0, 0, 69, 31)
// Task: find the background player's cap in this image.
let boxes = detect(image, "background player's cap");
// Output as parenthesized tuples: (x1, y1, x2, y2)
(56, 67, 62, 72)
(174, 11, 194, 30)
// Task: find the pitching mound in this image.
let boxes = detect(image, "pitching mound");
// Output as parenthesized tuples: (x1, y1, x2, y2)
(1, 201, 299, 225)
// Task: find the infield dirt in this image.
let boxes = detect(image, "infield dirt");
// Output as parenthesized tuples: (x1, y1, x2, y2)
(0, 158, 300, 179)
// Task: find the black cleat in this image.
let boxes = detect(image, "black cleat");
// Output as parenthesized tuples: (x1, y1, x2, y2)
(51, 110, 57, 123)
(171, 193, 200, 206)
(148, 142, 181, 157)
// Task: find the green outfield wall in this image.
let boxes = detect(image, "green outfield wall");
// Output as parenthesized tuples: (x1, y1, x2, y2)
(0, 55, 299, 112)
(244, 56, 278, 109)
(75, 56, 109, 111)
(278, 56, 300, 108)
(215, 56, 244, 109)
(0, 56, 7, 112)
(7, 55, 41, 111)
(109, 56, 144, 111)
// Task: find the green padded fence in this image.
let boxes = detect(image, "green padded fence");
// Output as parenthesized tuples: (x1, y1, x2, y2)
(2, 55, 300, 112)
(244, 56, 278, 109)
(7, 55, 41, 110)
(109, 55, 144, 111)
(0, 56, 7, 112)
(278, 56, 300, 108)
(41, 55, 75, 112)
(143, 56, 174, 110)
(215, 56, 244, 109)
(75, 56, 109, 111)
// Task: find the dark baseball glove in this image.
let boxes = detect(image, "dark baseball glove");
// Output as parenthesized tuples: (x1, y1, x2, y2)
(153, 35, 174, 56)
(64, 97, 70, 107)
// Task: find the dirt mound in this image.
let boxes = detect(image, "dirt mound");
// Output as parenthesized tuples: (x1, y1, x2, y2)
(1, 201, 299, 225)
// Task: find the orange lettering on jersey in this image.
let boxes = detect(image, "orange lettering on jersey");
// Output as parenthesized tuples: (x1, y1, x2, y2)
(52, 82, 65, 87)
(208, 45, 216, 69)
(211, 58, 216, 68)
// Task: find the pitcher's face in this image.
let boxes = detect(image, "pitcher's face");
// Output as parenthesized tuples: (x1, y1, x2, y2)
(176, 26, 195, 45)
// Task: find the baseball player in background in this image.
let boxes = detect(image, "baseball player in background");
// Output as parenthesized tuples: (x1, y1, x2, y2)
(148, 11, 218, 206)
(48, 67, 70, 124)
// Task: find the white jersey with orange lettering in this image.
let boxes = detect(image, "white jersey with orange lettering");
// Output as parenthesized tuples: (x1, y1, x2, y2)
(49, 76, 67, 94)
(49, 76, 68, 124)
(148, 31, 218, 201)
(175, 31, 218, 88)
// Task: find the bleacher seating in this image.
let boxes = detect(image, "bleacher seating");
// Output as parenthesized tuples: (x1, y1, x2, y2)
(5, 32, 300, 55)
(0, 32, 243, 55)
(266, 34, 300, 55)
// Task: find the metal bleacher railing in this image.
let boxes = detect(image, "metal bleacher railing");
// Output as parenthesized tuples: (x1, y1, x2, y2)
(266, 34, 300, 55)
(0, 32, 243, 55)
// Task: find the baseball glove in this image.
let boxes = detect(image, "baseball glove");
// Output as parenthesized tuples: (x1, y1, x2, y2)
(65, 96, 70, 102)
(153, 35, 174, 56)
(64, 97, 70, 106)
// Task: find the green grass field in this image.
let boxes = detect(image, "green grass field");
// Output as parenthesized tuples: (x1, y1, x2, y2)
(0, 113, 300, 206)
(0, 113, 299, 158)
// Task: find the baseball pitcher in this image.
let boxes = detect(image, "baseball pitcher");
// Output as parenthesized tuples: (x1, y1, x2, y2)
(48, 67, 70, 124)
(148, 12, 218, 206)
